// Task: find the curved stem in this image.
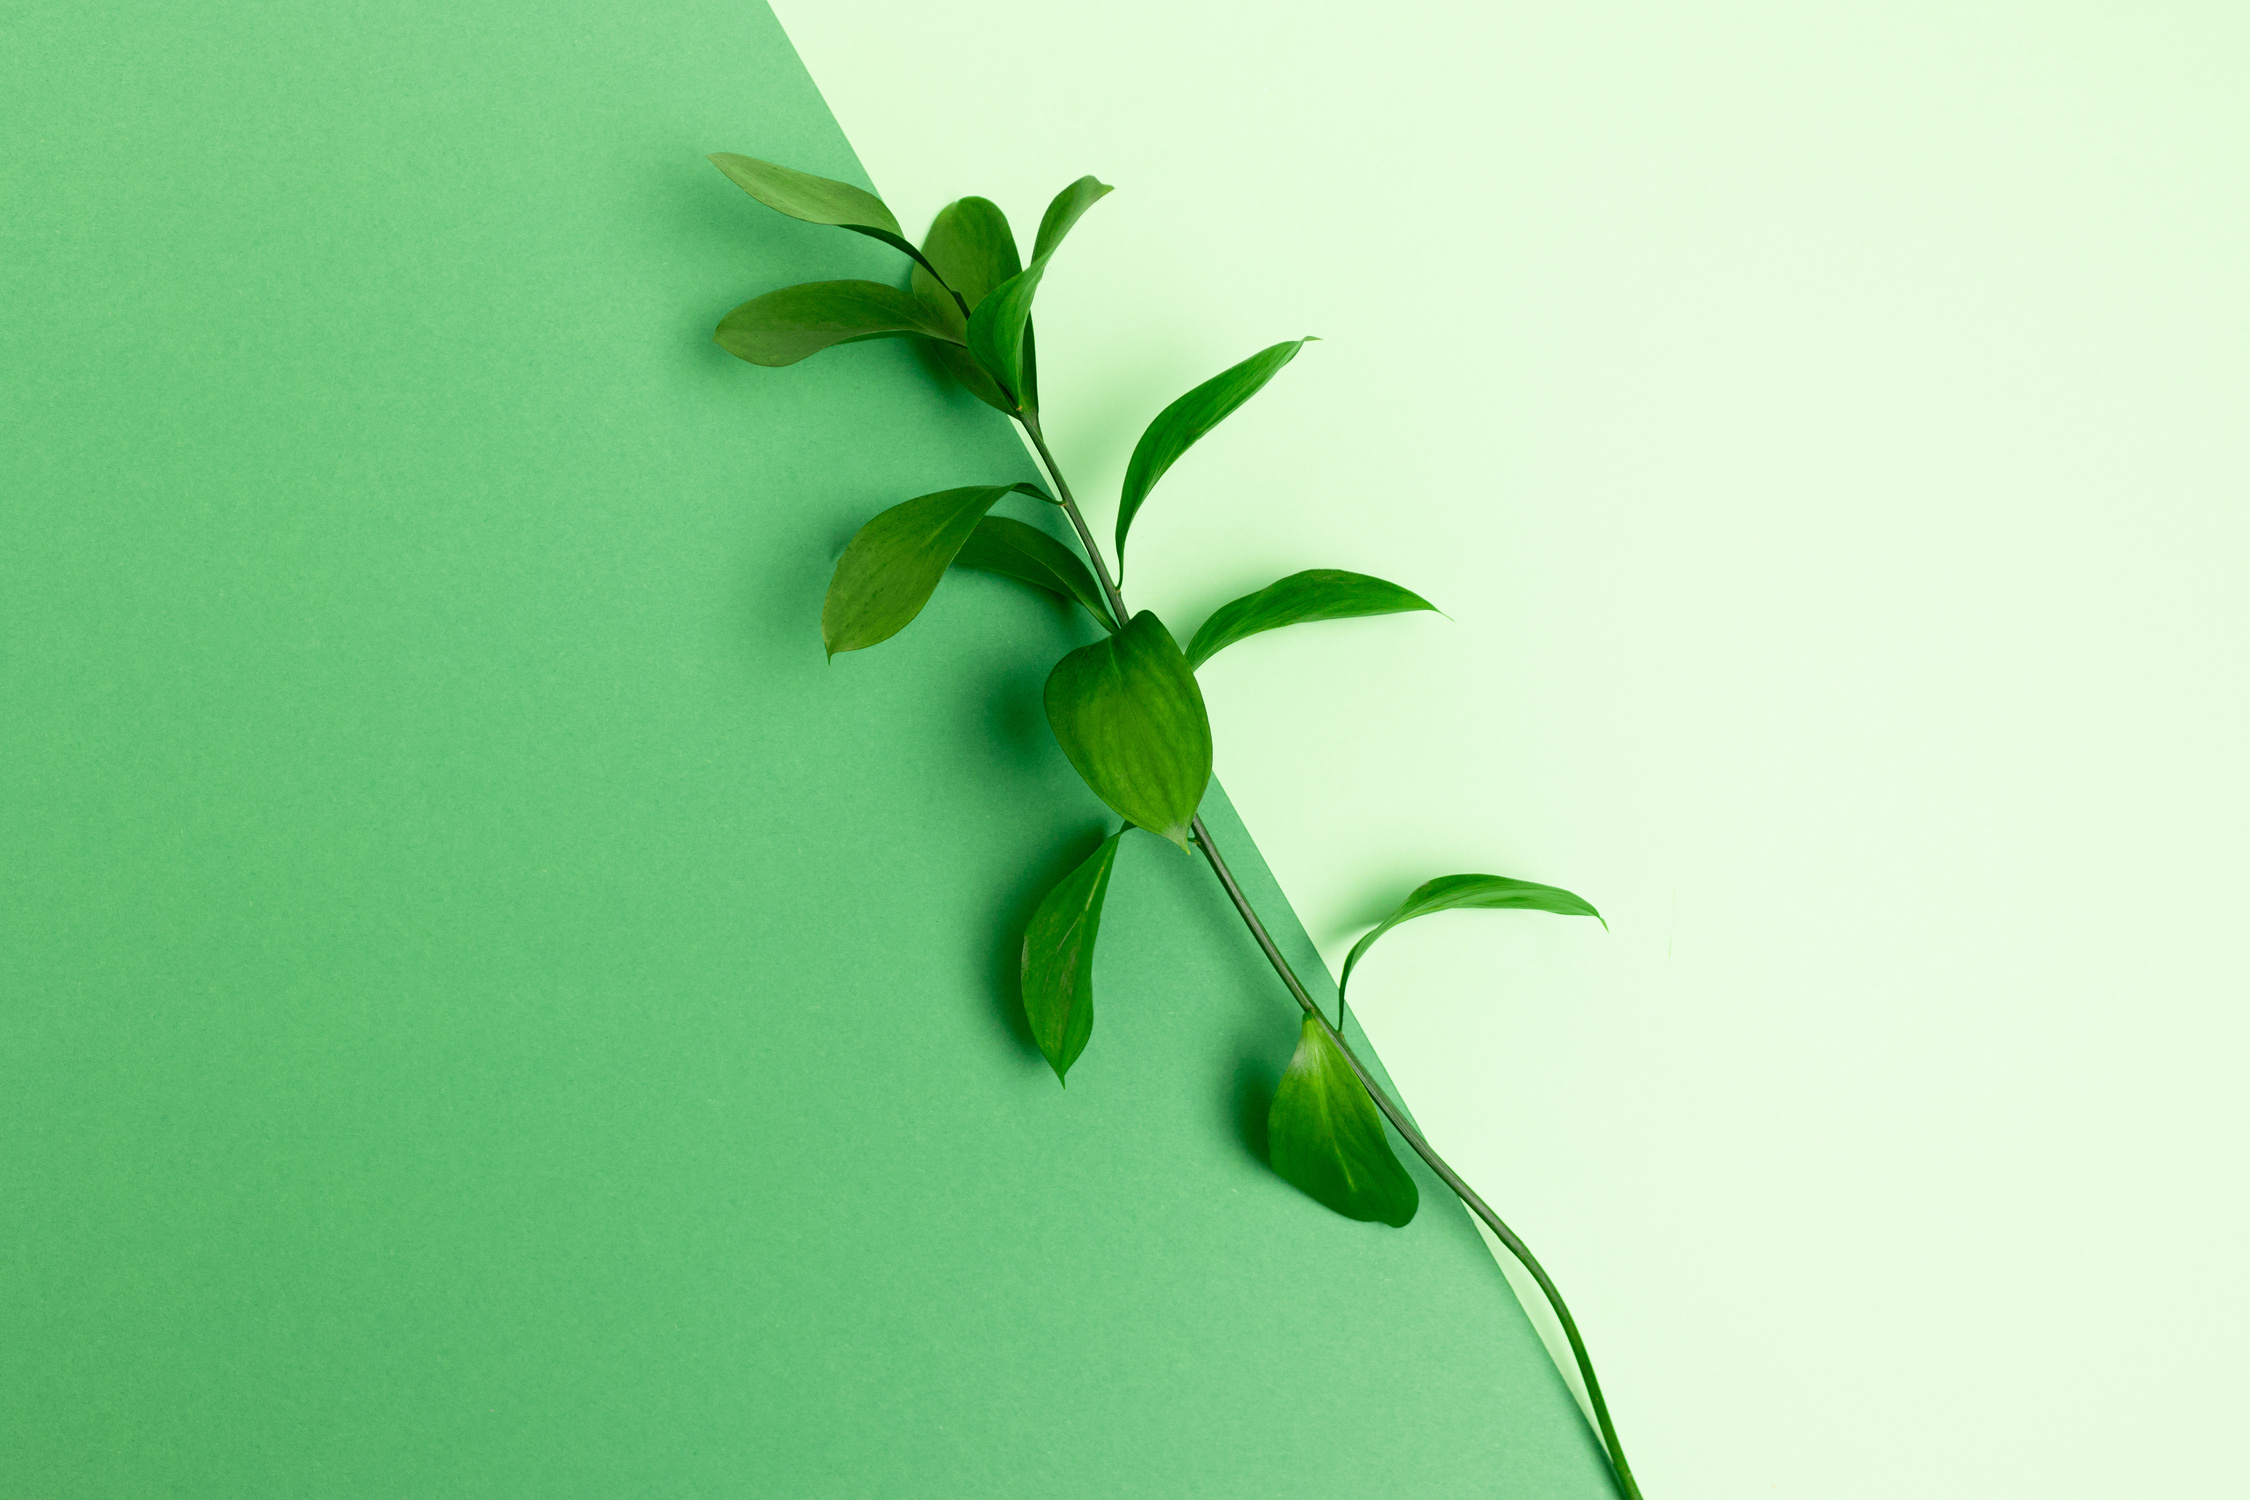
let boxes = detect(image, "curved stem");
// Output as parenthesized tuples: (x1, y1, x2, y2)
(1013, 411, 1641, 1500)
(1018, 413, 1128, 622)
(1194, 825, 1642, 1500)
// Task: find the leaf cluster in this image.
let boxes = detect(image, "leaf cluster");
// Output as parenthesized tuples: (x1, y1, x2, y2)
(706, 153, 1601, 1231)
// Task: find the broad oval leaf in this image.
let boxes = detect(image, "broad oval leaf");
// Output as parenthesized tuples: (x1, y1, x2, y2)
(910, 199, 1024, 411)
(913, 197, 1022, 315)
(706, 152, 948, 286)
(1115, 339, 1313, 572)
(716, 281, 961, 368)
(1339, 874, 1606, 997)
(1185, 569, 1439, 668)
(1020, 829, 1125, 1082)
(1032, 175, 1113, 263)
(821, 484, 1018, 654)
(1268, 1015, 1419, 1227)
(952, 516, 1116, 629)
(1043, 611, 1211, 849)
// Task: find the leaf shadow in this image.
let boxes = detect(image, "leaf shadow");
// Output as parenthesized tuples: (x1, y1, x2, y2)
(1231, 1052, 1281, 1164)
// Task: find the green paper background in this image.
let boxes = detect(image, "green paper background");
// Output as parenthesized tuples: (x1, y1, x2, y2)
(0, 1, 1613, 1493)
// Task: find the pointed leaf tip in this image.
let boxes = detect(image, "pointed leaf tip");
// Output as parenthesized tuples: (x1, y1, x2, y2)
(1115, 339, 1314, 571)
(820, 485, 1020, 654)
(1339, 874, 1605, 997)
(1185, 569, 1439, 668)
(1021, 830, 1126, 1080)
(714, 280, 960, 368)
(1268, 1016, 1418, 1226)
(1043, 613, 1211, 847)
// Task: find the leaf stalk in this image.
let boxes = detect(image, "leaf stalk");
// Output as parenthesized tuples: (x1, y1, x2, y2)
(1013, 411, 1641, 1500)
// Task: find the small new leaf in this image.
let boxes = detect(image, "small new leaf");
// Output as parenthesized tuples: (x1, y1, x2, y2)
(1340, 874, 1606, 997)
(707, 152, 950, 289)
(1185, 569, 1439, 668)
(716, 281, 961, 367)
(1268, 1016, 1419, 1227)
(952, 517, 1117, 629)
(964, 175, 1112, 410)
(1020, 830, 1126, 1082)
(1043, 612, 1211, 849)
(821, 485, 1020, 654)
(1115, 339, 1313, 572)
(966, 262, 1046, 411)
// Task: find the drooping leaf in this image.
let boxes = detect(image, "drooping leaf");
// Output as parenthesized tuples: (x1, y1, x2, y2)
(1043, 611, 1211, 849)
(1267, 1015, 1419, 1227)
(1020, 829, 1125, 1082)
(963, 175, 1112, 410)
(715, 281, 961, 368)
(1114, 339, 1314, 572)
(706, 152, 951, 289)
(821, 484, 1020, 654)
(1339, 874, 1606, 997)
(1185, 569, 1440, 668)
(1032, 175, 1113, 263)
(952, 516, 1116, 629)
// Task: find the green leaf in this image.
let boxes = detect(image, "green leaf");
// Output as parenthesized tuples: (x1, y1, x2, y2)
(715, 281, 961, 368)
(821, 485, 1019, 654)
(1114, 339, 1313, 572)
(951, 517, 1116, 629)
(966, 261, 1047, 411)
(706, 152, 951, 289)
(1268, 1015, 1419, 1227)
(964, 176, 1112, 411)
(1043, 611, 1211, 850)
(1339, 874, 1606, 997)
(912, 197, 1022, 314)
(1032, 175, 1112, 263)
(906, 198, 1026, 412)
(1020, 830, 1125, 1082)
(1185, 569, 1439, 668)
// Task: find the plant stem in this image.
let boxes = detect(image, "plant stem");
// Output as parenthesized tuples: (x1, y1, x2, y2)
(1014, 410, 1641, 1500)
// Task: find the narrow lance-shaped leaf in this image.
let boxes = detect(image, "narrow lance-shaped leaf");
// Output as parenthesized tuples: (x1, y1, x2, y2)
(1032, 176, 1112, 263)
(951, 516, 1116, 629)
(1115, 338, 1314, 573)
(716, 281, 961, 368)
(822, 484, 1035, 655)
(1185, 569, 1440, 668)
(1020, 829, 1125, 1082)
(1339, 874, 1606, 998)
(1043, 611, 1211, 850)
(706, 152, 956, 298)
(1268, 1015, 1419, 1227)
(966, 175, 1112, 410)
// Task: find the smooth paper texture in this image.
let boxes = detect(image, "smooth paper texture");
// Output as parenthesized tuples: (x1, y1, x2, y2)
(0, 2, 1614, 1494)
